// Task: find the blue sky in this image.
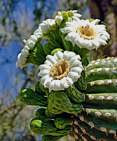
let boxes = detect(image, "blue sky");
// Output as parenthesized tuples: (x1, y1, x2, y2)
(0, 0, 58, 105)
(0, 41, 25, 102)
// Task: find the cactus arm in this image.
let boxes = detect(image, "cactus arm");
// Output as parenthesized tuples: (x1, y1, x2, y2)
(86, 67, 117, 82)
(86, 79, 117, 93)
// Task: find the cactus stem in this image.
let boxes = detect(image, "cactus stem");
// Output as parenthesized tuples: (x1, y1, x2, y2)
(88, 95, 95, 100)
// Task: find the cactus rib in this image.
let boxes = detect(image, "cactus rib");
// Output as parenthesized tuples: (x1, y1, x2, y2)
(85, 108, 117, 127)
(85, 93, 117, 108)
(86, 79, 117, 93)
(86, 57, 117, 71)
(86, 67, 117, 82)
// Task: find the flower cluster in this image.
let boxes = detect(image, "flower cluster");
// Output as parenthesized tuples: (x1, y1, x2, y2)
(18, 10, 117, 141)
(55, 10, 81, 24)
(17, 19, 55, 68)
(17, 10, 110, 91)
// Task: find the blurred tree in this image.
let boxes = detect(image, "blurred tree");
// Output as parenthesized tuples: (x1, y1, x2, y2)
(58, 0, 88, 16)
(0, 98, 37, 141)
(89, 0, 117, 57)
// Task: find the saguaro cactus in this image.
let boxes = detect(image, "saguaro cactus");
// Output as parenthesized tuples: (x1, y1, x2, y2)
(16, 10, 117, 141)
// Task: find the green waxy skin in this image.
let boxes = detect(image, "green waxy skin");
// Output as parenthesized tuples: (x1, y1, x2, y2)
(85, 108, 117, 123)
(86, 67, 117, 82)
(75, 71, 87, 91)
(86, 57, 117, 71)
(66, 85, 85, 104)
(86, 79, 117, 93)
(85, 93, 117, 108)
(47, 91, 82, 116)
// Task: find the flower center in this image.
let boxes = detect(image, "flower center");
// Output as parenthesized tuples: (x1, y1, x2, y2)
(77, 25, 96, 39)
(50, 59, 70, 80)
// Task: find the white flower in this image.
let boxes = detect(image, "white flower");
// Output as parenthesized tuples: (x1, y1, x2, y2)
(39, 51, 83, 92)
(39, 19, 55, 34)
(61, 19, 110, 50)
(70, 10, 81, 20)
(17, 31, 41, 68)
(16, 47, 29, 68)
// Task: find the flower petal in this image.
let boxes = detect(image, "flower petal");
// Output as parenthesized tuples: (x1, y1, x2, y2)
(46, 55, 57, 64)
(54, 51, 63, 60)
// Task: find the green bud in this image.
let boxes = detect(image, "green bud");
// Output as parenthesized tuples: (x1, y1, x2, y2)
(51, 48, 63, 55)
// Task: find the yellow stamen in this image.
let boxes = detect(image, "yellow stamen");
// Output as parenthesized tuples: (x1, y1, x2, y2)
(50, 59, 70, 80)
(77, 25, 96, 40)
